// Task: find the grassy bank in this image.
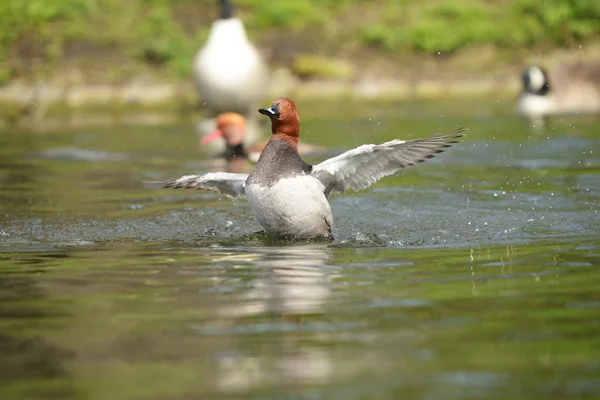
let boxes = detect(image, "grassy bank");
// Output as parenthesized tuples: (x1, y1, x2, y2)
(1, 0, 599, 85)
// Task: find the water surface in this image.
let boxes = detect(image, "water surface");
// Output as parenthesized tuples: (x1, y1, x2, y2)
(1, 98, 599, 399)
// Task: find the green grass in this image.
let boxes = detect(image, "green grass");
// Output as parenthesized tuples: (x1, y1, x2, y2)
(355, 0, 600, 53)
(0, 0, 598, 84)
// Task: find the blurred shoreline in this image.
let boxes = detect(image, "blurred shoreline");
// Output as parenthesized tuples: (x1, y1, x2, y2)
(0, 71, 518, 129)
(1, 42, 599, 128)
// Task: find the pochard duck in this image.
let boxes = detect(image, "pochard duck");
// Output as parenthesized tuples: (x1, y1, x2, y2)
(193, 0, 269, 117)
(201, 112, 326, 163)
(517, 64, 600, 124)
(165, 97, 465, 240)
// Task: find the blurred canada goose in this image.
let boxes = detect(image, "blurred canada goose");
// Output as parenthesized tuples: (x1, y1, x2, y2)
(517, 64, 600, 122)
(193, 0, 269, 117)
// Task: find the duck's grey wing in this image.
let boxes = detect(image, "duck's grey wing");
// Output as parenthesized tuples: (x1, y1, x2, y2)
(162, 172, 248, 198)
(312, 128, 465, 196)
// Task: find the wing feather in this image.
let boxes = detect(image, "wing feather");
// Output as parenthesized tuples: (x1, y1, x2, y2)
(312, 128, 465, 195)
(163, 172, 248, 198)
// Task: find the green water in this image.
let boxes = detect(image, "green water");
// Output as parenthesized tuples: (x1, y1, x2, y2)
(1, 98, 599, 399)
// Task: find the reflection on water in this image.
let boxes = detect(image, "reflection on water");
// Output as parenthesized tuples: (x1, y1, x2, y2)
(0, 334, 74, 381)
(210, 244, 336, 318)
(201, 244, 337, 392)
(0, 250, 78, 399)
(0, 99, 599, 399)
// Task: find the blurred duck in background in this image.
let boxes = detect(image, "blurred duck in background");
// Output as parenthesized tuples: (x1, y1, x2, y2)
(201, 113, 326, 164)
(517, 64, 600, 125)
(194, 0, 269, 148)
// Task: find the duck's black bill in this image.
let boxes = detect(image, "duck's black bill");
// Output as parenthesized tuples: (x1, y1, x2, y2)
(258, 104, 280, 118)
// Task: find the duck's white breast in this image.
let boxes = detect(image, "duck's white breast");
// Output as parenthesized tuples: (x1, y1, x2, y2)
(246, 175, 334, 239)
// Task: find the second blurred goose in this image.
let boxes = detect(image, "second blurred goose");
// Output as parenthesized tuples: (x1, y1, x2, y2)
(517, 64, 600, 123)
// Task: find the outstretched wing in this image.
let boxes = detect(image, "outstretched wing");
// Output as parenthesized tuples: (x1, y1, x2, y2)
(163, 172, 249, 198)
(312, 128, 465, 196)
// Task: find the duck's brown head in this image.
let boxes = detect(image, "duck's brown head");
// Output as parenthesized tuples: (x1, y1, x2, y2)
(258, 97, 300, 145)
(200, 112, 247, 147)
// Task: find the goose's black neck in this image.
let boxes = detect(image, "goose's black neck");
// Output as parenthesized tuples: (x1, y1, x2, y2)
(220, 0, 233, 19)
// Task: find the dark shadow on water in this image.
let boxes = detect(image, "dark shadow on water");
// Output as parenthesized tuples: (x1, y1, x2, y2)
(0, 249, 78, 399)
